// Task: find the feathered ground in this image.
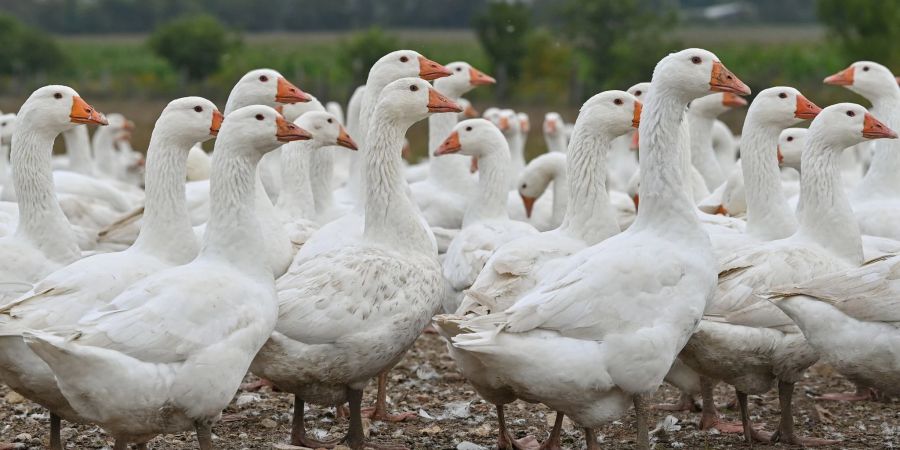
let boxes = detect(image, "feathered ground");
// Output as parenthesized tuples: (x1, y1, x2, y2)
(0, 332, 896, 449)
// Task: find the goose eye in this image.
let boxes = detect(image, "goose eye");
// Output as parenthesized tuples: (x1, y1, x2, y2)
(778, 93, 787, 99)
(465, 126, 472, 131)
(194, 106, 203, 113)
(521, 183, 527, 189)
(614, 98, 623, 105)
(54, 93, 63, 99)
(327, 118, 333, 124)
(787, 136, 793, 142)
(691, 56, 702, 64)
(863, 66, 870, 72)
(259, 75, 269, 82)
(635, 90, 642, 96)
(456, 67, 462, 72)
(255, 114, 265, 121)
(847, 111, 856, 117)
(410, 85, 419, 92)
(400, 56, 409, 63)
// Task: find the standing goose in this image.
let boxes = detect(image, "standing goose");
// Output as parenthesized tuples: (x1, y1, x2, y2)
(23, 105, 309, 450)
(0, 97, 221, 450)
(434, 90, 641, 450)
(439, 119, 539, 314)
(450, 49, 750, 450)
(0, 86, 107, 304)
(680, 103, 896, 446)
(250, 78, 455, 450)
(688, 92, 747, 189)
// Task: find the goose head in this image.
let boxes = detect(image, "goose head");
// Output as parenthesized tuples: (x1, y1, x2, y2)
(628, 82, 651, 100)
(281, 94, 325, 122)
(824, 61, 898, 101)
(155, 97, 222, 145)
(746, 86, 822, 127)
(653, 48, 750, 102)
(482, 107, 501, 124)
(226, 69, 310, 114)
(370, 51, 451, 87)
(543, 112, 564, 137)
(689, 92, 747, 119)
(17, 85, 107, 136)
(457, 98, 480, 119)
(435, 62, 495, 98)
(293, 111, 358, 151)
(434, 118, 508, 161)
(516, 153, 566, 218)
(495, 109, 521, 137)
(580, 90, 643, 138)
(221, 105, 312, 156)
(0, 113, 16, 146)
(375, 77, 462, 129)
(517, 112, 531, 134)
(809, 103, 897, 151)
(778, 128, 807, 172)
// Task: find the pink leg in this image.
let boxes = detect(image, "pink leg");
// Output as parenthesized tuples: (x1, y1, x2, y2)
(538, 413, 564, 450)
(817, 384, 876, 402)
(772, 382, 840, 447)
(496, 404, 540, 450)
(361, 372, 417, 422)
(736, 389, 773, 446)
(698, 377, 744, 434)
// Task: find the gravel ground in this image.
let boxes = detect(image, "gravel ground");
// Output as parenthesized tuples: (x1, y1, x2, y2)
(1, 333, 897, 449)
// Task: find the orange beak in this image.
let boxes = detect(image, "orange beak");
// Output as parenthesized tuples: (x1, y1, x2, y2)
(123, 119, 136, 131)
(714, 204, 729, 216)
(545, 120, 557, 134)
(498, 116, 510, 131)
(275, 115, 312, 142)
(464, 103, 479, 118)
(427, 88, 462, 113)
(520, 119, 530, 133)
(70, 96, 108, 126)
(210, 109, 224, 136)
(863, 113, 898, 139)
(794, 94, 822, 120)
(469, 67, 496, 86)
(470, 156, 478, 173)
(520, 194, 536, 218)
(276, 77, 311, 104)
(435, 130, 462, 156)
(709, 61, 751, 96)
(632, 193, 639, 210)
(824, 66, 854, 86)
(632, 101, 642, 128)
(777, 146, 784, 166)
(273, 105, 285, 114)
(336, 125, 358, 150)
(721, 92, 748, 108)
(419, 56, 452, 80)
(630, 130, 639, 150)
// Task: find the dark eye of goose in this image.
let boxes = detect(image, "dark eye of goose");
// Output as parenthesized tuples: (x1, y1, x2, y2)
(256, 114, 265, 121)
(787, 136, 793, 142)
(465, 126, 472, 131)
(54, 93, 63, 99)
(863, 66, 870, 72)
(614, 98, 623, 105)
(521, 183, 527, 189)
(691, 56, 702, 64)
(400, 56, 409, 63)
(456, 67, 462, 72)
(259, 75, 269, 82)
(194, 106, 203, 113)
(410, 85, 418, 92)
(327, 118, 333, 124)
(635, 90, 642, 96)
(778, 93, 787, 99)
(847, 111, 856, 117)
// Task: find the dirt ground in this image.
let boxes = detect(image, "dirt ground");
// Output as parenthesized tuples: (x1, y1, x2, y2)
(1, 332, 897, 449)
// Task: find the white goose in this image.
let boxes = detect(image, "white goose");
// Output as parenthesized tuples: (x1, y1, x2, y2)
(516, 151, 567, 230)
(250, 78, 451, 450)
(412, 61, 495, 229)
(449, 49, 750, 450)
(542, 112, 568, 153)
(434, 90, 641, 450)
(0, 86, 107, 304)
(23, 105, 308, 450)
(688, 92, 747, 189)
(438, 119, 538, 314)
(607, 82, 647, 194)
(680, 103, 896, 446)
(825, 62, 900, 240)
(0, 97, 221, 450)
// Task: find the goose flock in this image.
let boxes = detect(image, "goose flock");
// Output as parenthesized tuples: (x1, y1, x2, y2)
(0, 47, 898, 450)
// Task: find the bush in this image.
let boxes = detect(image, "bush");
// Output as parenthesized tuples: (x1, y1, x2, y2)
(148, 14, 239, 81)
(337, 27, 400, 87)
(817, 0, 900, 69)
(0, 14, 66, 76)
(473, 1, 531, 100)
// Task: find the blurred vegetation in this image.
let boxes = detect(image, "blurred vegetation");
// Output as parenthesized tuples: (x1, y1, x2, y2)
(337, 28, 400, 87)
(473, 1, 530, 100)
(0, 13, 66, 76)
(817, 0, 900, 69)
(148, 15, 240, 81)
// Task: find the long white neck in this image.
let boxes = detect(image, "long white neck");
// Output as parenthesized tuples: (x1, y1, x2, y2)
(852, 91, 900, 201)
(739, 115, 798, 241)
(796, 135, 862, 265)
(350, 75, 394, 207)
(92, 126, 119, 177)
(463, 148, 510, 227)
(688, 114, 725, 188)
(560, 126, 619, 244)
(508, 131, 526, 189)
(545, 131, 568, 154)
(548, 160, 568, 227)
(309, 148, 335, 219)
(0, 142, 9, 187)
(11, 123, 79, 261)
(363, 108, 433, 254)
(200, 142, 270, 278)
(132, 131, 197, 262)
(275, 140, 316, 221)
(427, 107, 474, 192)
(629, 88, 705, 242)
(61, 125, 93, 176)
